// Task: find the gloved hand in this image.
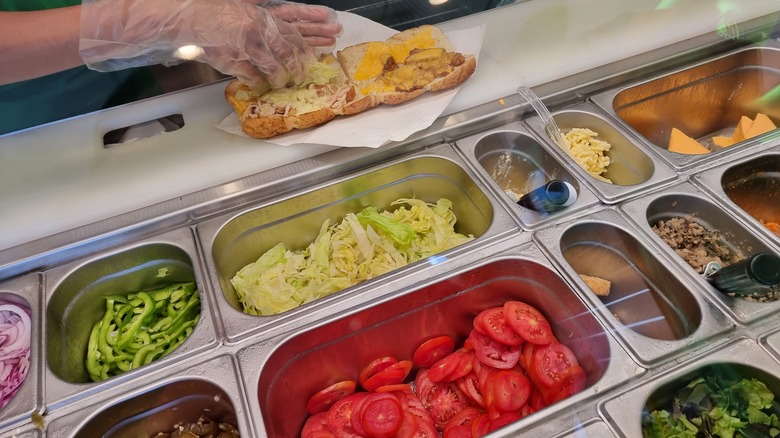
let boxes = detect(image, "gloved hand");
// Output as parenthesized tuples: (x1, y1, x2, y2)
(256, 1, 343, 51)
(80, 0, 321, 88)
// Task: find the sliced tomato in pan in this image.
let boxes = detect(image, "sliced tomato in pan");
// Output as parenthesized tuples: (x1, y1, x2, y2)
(469, 329, 520, 370)
(396, 410, 421, 438)
(301, 412, 335, 438)
(488, 412, 523, 433)
(427, 352, 459, 383)
(421, 380, 470, 430)
(474, 307, 524, 346)
(455, 371, 484, 408)
(444, 406, 482, 433)
(363, 360, 413, 392)
(359, 356, 398, 389)
(543, 364, 587, 405)
(443, 425, 473, 438)
(488, 369, 531, 413)
(326, 392, 369, 438)
(520, 342, 535, 373)
(529, 387, 547, 411)
(357, 392, 403, 438)
(413, 335, 456, 368)
(350, 395, 370, 437)
(471, 413, 491, 438)
(415, 368, 436, 401)
(306, 380, 357, 415)
(502, 301, 555, 345)
(429, 348, 474, 383)
(531, 342, 580, 389)
(394, 390, 439, 437)
(375, 383, 413, 393)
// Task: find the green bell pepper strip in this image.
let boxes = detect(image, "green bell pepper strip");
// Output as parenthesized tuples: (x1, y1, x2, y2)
(170, 283, 193, 302)
(113, 302, 135, 327)
(103, 294, 128, 303)
(143, 346, 165, 366)
(166, 291, 200, 331)
(127, 330, 153, 351)
(163, 327, 194, 356)
(131, 344, 159, 368)
(161, 319, 198, 348)
(97, 299, 119, 363)
(100, 363, 110, 381)
(149, 283, 181, 302)
(135, 330, 151, 345)
(105, 324, 119, 347)
(86, 321, 103, 381)
(116, 292, 155, 350)
(115, 359, 132, 372)
(150, 316, 173, 333)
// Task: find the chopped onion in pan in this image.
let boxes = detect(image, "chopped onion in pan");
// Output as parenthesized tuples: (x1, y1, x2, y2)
(0, 304, 31, 410)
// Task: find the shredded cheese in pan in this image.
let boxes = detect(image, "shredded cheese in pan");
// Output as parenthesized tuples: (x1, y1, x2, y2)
(563, 128, 612, 183)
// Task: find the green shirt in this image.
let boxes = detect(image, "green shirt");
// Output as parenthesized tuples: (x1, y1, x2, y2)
(0, 0, 161, 135)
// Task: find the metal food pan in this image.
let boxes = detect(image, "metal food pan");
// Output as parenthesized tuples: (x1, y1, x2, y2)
(198, 144, 519, 343)
(591, 44, 780, 171)
(762, 326, 780, 363)
(41, 227, 218, 410)
(1, 424, 41, 438)
(0, 275, 41, 434)
(44, 354, 251, 438)
(453, 121, 601, 230)
(504, 411, 619, 437)
(620, 182, 780, 325)
(534, 208, 734, 366)
(601, 338, 780, 438)
(238, 240, 641, 438)
(556, 420, 617, 437)
(524, 102, 678, 203)
(691, 147, 780, 247)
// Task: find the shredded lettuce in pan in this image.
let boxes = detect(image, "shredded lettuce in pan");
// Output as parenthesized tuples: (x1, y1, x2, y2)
(230, 198, 474, 316)
(642, 374, 780, 438)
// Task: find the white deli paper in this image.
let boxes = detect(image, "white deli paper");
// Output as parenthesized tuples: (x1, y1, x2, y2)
(217, 11, 485, 148)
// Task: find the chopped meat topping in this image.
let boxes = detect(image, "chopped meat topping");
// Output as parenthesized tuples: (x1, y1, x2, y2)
(382, 56, 397, 73)
(151, 415, 239, 438)
(651, 216, 743, 273)
(450, 53, 466, 66)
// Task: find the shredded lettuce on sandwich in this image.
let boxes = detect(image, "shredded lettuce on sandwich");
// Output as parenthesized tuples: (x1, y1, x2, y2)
(237, 59, 346, 117)
(230, 198, 473, 316)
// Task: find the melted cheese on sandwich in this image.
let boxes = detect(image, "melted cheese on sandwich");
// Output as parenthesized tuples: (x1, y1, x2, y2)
(353, 28, 437, 81)
(237, 59, 346, 119)
(359, 49, 463, 95)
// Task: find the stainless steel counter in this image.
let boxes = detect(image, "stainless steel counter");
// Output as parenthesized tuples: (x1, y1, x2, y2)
(2, 2, 780, 437)
(2, 1, 780, 257)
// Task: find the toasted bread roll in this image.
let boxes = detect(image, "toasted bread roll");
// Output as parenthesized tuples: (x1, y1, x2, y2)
(337, 25, 476, 106)
(225, 25, 476, 139)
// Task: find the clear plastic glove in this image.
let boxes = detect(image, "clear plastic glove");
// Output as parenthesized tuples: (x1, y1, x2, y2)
(255, 1, 343, 52)
(80, 0, 316, 88)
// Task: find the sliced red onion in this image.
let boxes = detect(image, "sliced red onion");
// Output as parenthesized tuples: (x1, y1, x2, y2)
(0, 304, 31, 410)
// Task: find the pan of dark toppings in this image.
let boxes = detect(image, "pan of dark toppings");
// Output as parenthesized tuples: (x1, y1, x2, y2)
(651, 215, 743, 274)
(652, 215, 780, 303)
(151, 416, 239, 438)
(652, 215, 780, 302)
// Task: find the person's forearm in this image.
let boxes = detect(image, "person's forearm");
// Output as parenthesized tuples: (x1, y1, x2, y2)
(0, 7, 84, 85)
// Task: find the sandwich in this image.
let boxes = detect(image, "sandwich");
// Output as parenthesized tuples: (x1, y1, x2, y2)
(224, 25, 477, 139)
